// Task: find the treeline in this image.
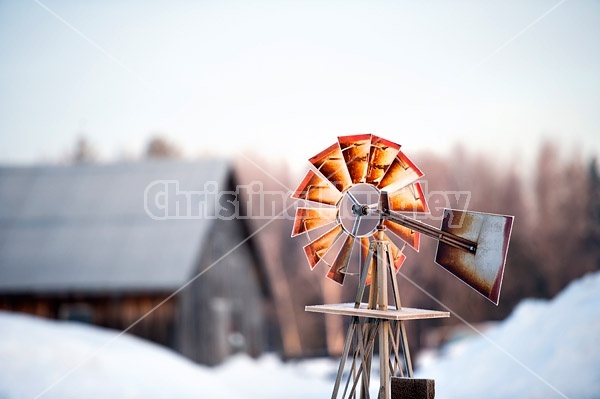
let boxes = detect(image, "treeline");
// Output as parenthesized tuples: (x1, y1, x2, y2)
(235, 141, 600, 358)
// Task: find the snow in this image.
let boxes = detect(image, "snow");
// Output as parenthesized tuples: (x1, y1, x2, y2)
(1, 271, 599, 398)
(0, 312, 336, 399)
(415, 270, 600, 399)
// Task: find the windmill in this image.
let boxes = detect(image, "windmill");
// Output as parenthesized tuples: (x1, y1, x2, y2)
(291, 134, 513, 399)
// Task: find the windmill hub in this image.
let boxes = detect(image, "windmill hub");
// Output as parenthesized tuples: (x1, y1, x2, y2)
(338, 183, 380, 237)
(350, 204, 363, 216)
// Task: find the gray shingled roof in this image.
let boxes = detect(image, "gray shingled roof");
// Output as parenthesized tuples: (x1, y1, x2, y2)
(0, 159, 232, 293)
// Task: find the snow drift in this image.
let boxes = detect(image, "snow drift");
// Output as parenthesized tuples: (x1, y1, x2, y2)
(415, 270, 600, 398)
(0, 312, 335, 399)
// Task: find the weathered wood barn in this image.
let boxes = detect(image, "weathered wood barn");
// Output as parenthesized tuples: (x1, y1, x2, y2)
(0, 160, 282, 365)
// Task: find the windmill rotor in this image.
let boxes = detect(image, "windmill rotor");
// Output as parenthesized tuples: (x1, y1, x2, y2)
(292, 134, 426, 285)
(292, 133, 514, 304)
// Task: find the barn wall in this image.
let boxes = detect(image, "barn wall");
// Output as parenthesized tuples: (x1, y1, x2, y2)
(178, 217, 269, 366)
(0, 294, 177, 348)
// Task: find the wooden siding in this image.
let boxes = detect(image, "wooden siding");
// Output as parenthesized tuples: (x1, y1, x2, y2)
(178, 217, 270, 365)
(0, 293, 177, 348)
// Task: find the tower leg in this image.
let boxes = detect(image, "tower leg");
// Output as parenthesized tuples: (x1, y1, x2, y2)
(379, 321, 390, 399)
(399, 321, 413, 378)
(376, 238, 391, 399)
(332, 318, 358, 399)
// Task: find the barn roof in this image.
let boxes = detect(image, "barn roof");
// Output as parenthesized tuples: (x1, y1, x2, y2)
(0, 159, 239, 294)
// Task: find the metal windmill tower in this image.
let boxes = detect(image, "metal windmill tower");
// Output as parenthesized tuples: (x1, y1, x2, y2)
(291, 134, 513, 399)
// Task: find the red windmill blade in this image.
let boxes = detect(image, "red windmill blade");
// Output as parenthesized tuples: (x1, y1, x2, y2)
(291, 169, 342, 206)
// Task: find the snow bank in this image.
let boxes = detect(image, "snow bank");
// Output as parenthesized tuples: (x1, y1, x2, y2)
(415, 270, 600, 399)
(0, 312, 335, 399)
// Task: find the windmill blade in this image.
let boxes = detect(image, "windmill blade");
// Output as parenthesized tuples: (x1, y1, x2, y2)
(377, 150, 424, 193)
(338, 134, 372, 184)
(365, 135, 400, 185)
(309, 143, 353, 193)
(303, 224, 344, 269)
(383, 220, 420, 251)
(387, 182, 429, 214)
(327, 234, 355, 285)
(292, 169, 343, 206)
(435, 209, 514, 305)
(292, 207, 338, 237)
(383, 233, 407, 274)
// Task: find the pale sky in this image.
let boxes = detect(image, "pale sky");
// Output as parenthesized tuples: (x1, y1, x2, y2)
(0, 0, 599, 169)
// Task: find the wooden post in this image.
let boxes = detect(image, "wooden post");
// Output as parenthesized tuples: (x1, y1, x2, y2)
(391, 378, 435, 399)
(376, 233, 391, 399)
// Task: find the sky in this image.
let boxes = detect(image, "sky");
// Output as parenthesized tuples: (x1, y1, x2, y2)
(0, 0, 599, 169)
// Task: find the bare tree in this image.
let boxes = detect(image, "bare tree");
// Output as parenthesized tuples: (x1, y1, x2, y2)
(585, 158, 600, 270)
(71, 136, 98, 164)
(146, 136, 182, 159)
